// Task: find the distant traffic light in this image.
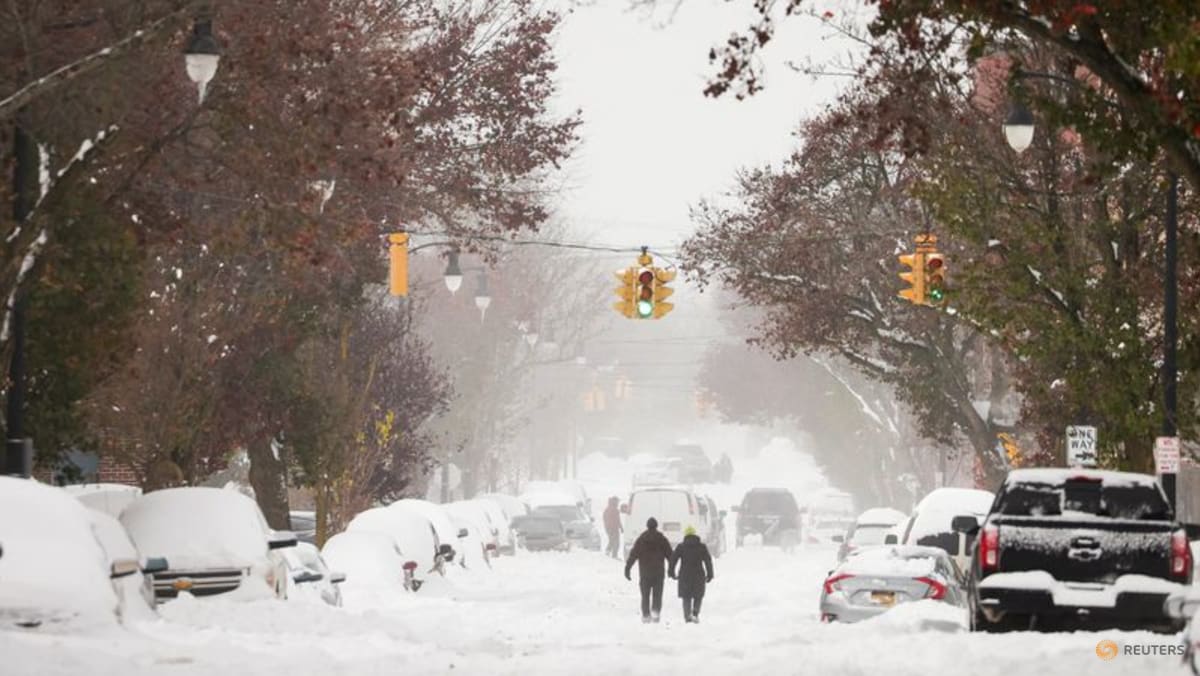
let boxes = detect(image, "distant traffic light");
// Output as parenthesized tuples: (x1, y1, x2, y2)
(925, 252, 946, 305)
(613, 267, 638, 318)
(898, 252, 925, 305)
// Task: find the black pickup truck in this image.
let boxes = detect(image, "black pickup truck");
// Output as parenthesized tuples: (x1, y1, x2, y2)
(954, 468, 1195, 633)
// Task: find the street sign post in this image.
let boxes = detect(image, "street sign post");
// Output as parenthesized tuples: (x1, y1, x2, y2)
(1066, 426, 1098, 468)
(1155, 437, 1181, 475)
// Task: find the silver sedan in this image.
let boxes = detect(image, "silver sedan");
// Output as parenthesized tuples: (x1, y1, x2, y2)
(819, 545, 967, 623)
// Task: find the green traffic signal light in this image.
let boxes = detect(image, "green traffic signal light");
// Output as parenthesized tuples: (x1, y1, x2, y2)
(636, 300, 653, 317)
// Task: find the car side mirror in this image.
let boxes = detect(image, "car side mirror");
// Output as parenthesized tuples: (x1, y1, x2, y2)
(457, 528, 469, 539)
(268, 531, 299, 549)
(293, 570, 324, 584)
(831, 534, 844, 543)
(951, 515, 981, 535)
(330, 572, 347, 584)
(883, 534, 898, 545)
(142, 556, 169, 575)
(110, 558, 141, 579)
(1185, 524, 1200, 541)
(1165, 590, 1200, 619)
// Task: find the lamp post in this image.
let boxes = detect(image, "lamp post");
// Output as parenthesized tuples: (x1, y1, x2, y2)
(4, 14, 222, 478)
(184, 17, 221, 103)
(442, 251, 463, 294)
(473, 272, 491, 321)
(1004, 105, 1179, 510)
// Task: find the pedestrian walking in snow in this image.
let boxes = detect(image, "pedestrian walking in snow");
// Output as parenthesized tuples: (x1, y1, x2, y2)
(624, 517, 673, 623)
(669, 526, 714, 623)
(603, 496, 623, 559)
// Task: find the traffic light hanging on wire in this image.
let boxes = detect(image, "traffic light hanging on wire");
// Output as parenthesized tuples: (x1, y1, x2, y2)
(612, 248, 674, 319)
(898, 233, 947, 307)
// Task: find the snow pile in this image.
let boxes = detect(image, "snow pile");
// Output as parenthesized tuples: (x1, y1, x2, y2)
(0, 477, 118, 627)
(859, 599, 967, 633)
(840, 547, 939, 577)
(120, 487, 269, 570)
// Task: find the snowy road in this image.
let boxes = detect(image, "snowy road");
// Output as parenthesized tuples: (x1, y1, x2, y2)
(0, 544, 1183, 676)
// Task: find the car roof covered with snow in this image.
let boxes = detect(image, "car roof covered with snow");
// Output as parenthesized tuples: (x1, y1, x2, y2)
(914, 488, 995, 515)
(120, 486, 270, 570)
(855, 507, 909, 526)
(521, 491, 581, 509)
(321, 530, 404, 588)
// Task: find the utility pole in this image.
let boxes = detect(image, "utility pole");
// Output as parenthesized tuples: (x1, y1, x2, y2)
(1161, 171, 1179, 512)
(5, 115, 36, 477)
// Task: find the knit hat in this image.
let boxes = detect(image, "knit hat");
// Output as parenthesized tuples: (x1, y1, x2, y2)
(684, 526, 697, 537)
(646, 517, 658, 530)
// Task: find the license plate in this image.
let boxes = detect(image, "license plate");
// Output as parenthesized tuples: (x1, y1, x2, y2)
(870, 591, 896, 606)
(663, 522, 681, 531)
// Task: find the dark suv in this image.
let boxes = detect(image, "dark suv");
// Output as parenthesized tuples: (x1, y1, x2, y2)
(734, 488, 801, 547)
(669, 443, 712, 483)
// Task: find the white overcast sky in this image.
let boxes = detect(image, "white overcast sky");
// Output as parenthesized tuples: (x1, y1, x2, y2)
(549, 0, 863, 250)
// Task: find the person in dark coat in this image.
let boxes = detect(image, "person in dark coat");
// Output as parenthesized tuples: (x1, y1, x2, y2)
(669, 526, 714, 623)
(603, 496, 623, 559)
(624, 517, 673, 622)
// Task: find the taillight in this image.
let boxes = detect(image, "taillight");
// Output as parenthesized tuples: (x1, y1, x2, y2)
(823, 573, 854, 595)
(403, 560, 418, 572)
(1172, 529, 1192, 580)
(915, 576, 946, 600)
(980, 523, 1000, 573)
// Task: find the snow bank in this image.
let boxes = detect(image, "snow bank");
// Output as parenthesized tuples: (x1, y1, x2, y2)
(979, 570, 1184, 608)
(859, 598, 968, 633)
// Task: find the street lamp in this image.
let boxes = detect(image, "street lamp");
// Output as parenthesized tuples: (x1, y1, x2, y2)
(473, 273, 491, 319)
(1002, 103, 1035, 154)
(184, 18, 221, 103)
(443, 251, 463, 294)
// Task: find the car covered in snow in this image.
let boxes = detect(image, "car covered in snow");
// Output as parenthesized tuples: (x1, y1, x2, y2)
(61, 483, 143, 519)
(0, 477, 149, 629)
(523, 481, 592, 515)
(957, 468, 1192, 633)
(282, 542, 346, 607)
(836, 507, 910, 562)
(899, 487, 995, 571)
(819, 545, 967, 623)
(346, 506, 440, 576)
(631, 456, 684, 488)
(511, 514, 570, 552)
(390, 499, 467, 564)
(120, 487, 298, 601)
(85, 508, 167, 621)
(733, 487, 802, 548)
(321, 530, 415, 597)
(444, 500, 506, 560)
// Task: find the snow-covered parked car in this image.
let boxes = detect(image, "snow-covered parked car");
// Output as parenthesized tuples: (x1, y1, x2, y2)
(121, 487, 297, 601)
(321, 530, 412, 598)
(282, 542, 346, 607)
(444, 500, 502, 559)
(0, 477, 147, 629)
(391, 499, 466, 558)
(524, 481, 591, 515)
(85, 508, 167, 621)
(836, 507, 910, 562)
(346, 506, 439, 577)
(479, 493, 527, 554)
(899, 487, 995, 571)
(1165, 589, 1200, 674)
(819, 545, 967, 623)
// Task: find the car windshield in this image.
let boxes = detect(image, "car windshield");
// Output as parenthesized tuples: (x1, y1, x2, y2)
(514, 517, 562, 535)
(997, 479, 1171, 520)
(742, 491, 799, 515)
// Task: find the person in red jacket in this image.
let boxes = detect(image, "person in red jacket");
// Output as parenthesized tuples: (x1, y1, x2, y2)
(624, 517, 673, 623)
(603, 496, 622, 558)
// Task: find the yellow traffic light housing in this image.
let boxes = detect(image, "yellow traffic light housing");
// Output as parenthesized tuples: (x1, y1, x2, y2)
(612, 249, 675, 319)
(898, 252, 925, 305)
(388, 233, 409, 296)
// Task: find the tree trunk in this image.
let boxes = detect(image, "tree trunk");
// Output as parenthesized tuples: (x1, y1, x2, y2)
(248, 435, 291, 529)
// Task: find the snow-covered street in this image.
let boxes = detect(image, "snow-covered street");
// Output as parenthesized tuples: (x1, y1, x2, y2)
(0, 542, 1180, 676)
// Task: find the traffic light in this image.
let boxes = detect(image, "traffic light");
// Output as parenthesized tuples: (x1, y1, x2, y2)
(613, 267, 638, 318)
(898, 252, 925, 305)
(925, 252, 946, 305)
(613, 254, 675, 319)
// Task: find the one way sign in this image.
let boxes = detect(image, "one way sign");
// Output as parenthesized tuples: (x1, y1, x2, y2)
(1066, 426, 1098, 468)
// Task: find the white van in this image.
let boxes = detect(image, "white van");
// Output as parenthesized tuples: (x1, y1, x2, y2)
(626, 487, 702, 553)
